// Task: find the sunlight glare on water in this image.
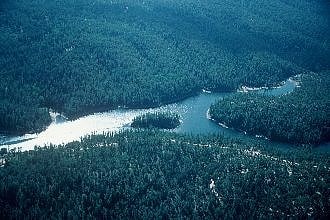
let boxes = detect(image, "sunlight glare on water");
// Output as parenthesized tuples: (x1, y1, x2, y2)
(0, 78, 306, 152)
(4, 110, 140, 151)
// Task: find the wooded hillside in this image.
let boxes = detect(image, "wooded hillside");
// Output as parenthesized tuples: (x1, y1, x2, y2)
(1, 130, 329, 218)
(1, 0, 329, 133)
(210, 72, 330, 144)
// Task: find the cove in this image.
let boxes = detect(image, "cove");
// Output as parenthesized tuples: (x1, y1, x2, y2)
(0, 78, 328, 152)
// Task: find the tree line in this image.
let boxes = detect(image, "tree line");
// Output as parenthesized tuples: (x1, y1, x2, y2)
(209, 72, 330, 145)
(0, 130, 329, 219)
(1, 0, 329, 134)
(131, 112, 180, 129)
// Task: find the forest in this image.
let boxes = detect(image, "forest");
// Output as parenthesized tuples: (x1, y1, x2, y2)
(1, 0, 329, 133)
(0, 0, 329, 218)
(131, 112, 180, 129)
(209, 72, 330, 145)
(0, 130, 329, 219)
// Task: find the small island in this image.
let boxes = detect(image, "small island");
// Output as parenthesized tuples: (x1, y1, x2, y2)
(131, 112, 180, 129)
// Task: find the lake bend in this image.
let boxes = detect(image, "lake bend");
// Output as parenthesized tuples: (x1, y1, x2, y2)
(1, 77, 328, 152)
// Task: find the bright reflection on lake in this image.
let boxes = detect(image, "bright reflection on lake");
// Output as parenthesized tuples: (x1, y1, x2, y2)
(0, 93, 222, 151)
(1, 78, 327, 152)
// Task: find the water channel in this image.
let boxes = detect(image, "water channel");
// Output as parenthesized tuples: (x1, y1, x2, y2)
(1, 78, 328, 152)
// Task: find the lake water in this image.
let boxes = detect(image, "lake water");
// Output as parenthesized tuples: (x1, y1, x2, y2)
(0, 78, 328, 152)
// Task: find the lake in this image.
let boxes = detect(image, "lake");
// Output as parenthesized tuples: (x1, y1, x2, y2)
(1, 77, 328, 152)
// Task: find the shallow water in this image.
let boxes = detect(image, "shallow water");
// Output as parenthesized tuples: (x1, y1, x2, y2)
(0, 78, 328, 152)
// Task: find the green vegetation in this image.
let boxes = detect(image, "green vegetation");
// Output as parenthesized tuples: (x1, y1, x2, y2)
(1, 0, 329, 133)
(0, 148, 7, 156)
(0, 103, 51, 135)
(209, 72, 330, 145)
(1, 0, 329, 218)
(131, 112, 180, 129)
(0, 130, 329, 219)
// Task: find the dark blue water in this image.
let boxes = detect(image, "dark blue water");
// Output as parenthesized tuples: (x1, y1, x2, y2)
(1, 78, 328, 152)
(170, 79, 328, 152)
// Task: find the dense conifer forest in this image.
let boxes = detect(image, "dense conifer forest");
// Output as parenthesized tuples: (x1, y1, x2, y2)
(209, 72, 330, 145)
(1, 0, 329, 133)
(131, 112, 180, 129)
(1, 0, 329, 218)
(0, 130, 329, 219)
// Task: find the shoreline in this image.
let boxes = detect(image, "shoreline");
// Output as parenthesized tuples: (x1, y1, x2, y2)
(1, 75, 319, 151)
(0, 77, 294, 137)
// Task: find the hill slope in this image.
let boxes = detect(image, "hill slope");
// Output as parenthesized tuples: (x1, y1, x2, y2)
(209, 72, 330, 144)
(1, 0, 329, 133)
(0, 130, 329, 218)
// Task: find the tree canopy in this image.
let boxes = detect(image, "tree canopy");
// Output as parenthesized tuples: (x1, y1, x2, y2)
(1, 0, 329, 133)
(209, 72, 330, 145)
(131, 112, 180, 129)
(0, 130, 329, 219)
